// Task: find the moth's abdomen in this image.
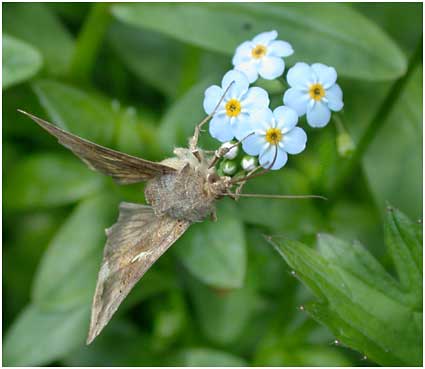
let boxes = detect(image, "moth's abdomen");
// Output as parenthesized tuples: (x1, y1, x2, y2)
(145, 164, 215, 222)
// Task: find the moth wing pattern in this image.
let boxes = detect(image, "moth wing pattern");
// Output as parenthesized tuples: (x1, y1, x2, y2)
(18, 110, 176, 184)
(87, 202, 191, 344)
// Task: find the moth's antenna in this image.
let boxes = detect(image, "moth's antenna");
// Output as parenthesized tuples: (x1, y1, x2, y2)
(230, 145, 278, 184)
(189, 81, 235, 151)
(229, 193, 328, 200)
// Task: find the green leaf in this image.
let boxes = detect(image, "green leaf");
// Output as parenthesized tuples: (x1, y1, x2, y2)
(159, 75, 220, 154)
(236, 168, 324, 233)
(362, 65, 422, 219)
(3, 3, 74, 75)
(188, 275, 264, 345)
(173, 348, 247, 366)
(4, 153, 104, 210)
(64, 320, 159, 366)
(3, 304, 89, 366)
(32, 194, 118, 311)
(385, 207, 422, 306)
(3, 35, 43, 89)
(269, 206, 422, 366)
(176, 200, 246, 289)
(112, 3, 406, 81)
(32, 80, 115, 146)
(108, 23, 184, 97)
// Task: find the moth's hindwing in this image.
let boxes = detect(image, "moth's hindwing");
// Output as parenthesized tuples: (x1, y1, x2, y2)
(19, 110, 176, 184)
(86, 202, 191, 344)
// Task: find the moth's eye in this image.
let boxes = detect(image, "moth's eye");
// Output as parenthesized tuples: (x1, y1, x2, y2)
(208, 173, 220, 184)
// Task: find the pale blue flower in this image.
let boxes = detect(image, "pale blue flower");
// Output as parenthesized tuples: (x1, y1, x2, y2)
(203, 70, 270, 142)
(232, 30, 294, 83)
(242, 106, 307, 170)
(283, 62, 344, 128)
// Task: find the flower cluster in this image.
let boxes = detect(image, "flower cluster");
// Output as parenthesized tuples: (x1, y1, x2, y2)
(203, 30, 344, 172)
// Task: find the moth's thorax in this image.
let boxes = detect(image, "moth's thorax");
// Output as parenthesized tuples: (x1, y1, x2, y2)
(144, 148, 230, 222)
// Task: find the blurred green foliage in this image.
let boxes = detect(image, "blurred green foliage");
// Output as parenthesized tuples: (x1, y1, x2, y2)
(3, 3, 422, 367)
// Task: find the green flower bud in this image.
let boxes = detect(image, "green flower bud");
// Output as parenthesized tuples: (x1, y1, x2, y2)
(337, 132, 355, 158)
(222, 160, 238, 175)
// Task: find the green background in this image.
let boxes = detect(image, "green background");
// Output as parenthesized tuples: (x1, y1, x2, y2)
(3, 3, 422, 366)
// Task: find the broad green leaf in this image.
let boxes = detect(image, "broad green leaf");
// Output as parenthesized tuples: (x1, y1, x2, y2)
(385, 207, 422, 307)
(3, 35, 42, 89)
(32, 80, 115, 146)
(112, 3, 406, 81)
(176, 200, 246, 289)
(173, 348, 247, 366)
(237, 167, 324, 234)
(269, 206, 422, 366)
(3, 304, 89, 366)
(187, 274, 265, 345)
(362, 65, 422, 219)
(3, 3, 74, 75)
(4, 153, 104, 210)
(151, 290, 187, 351)
(3, 210, 65, 322)
(159, 75, 220, 154)
(354, 3, 422, 57)
(32, 194, 118, 311)
(255, 343, 352, 366)
(108, 23, 184, 97)
(64, 320, 159, 366)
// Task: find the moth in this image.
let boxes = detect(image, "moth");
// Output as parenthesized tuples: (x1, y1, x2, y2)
(19, 95, 322, 344)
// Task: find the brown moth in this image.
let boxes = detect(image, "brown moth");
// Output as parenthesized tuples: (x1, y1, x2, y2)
(18, 106, 238, 345)
(19, 100, 323, 344)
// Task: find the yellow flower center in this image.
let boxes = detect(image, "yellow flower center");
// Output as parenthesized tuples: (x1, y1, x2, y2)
(265, 128, 283, 145)
(309, 83, 325, 101)
(225, 99, 241, 117)
(251, 44, 267, 59)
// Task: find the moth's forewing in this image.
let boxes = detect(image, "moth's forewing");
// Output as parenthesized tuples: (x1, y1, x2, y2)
(18, 110, 176, 184)
(87, 202, 191, 344)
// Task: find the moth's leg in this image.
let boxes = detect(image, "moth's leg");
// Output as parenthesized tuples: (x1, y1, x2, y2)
(208, 133, 254, 169)
(188, 81, 234, 152)
(225, 189, 238, 200)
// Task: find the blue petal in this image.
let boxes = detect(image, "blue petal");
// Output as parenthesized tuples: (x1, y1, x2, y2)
(306, 101, 331, 128)
(268, 40, 294, 57)
(250, 108, 274, 131)
(231, 114, 254, 141)
(209, 114, 234, 142)
(221, 70, 249, 98)
(281, 127, 307, 155)
(235, 61, 258, 83)
(258, 56, 285, 80)
(242, 133, 265, 156)
(232, 41, 254, 65)
(273, 106, 299, 133)
(252, 30, 278, 45)
(311, 63, 337, 89)
(283, 88, 310, 116)
(286, 62, 315, 88)
(242, 87, 270, 111)
(259, 145, 288, 170)
(326, 84, 344, 111)
(203, 85, 223, 115)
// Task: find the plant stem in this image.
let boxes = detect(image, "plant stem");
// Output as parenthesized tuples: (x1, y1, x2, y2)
(69, 3, 112, 83)
(330, 38, 422, 196)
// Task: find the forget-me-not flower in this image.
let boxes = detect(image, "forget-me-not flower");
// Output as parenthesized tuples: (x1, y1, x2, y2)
(242, 106, 307, 170)
(283, 62, 344, 127)
(232, 30, 294, 83)
(203, 70, 270, 142)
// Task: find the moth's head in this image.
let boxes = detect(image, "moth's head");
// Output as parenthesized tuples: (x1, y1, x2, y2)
(207, 172, 232, 198)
